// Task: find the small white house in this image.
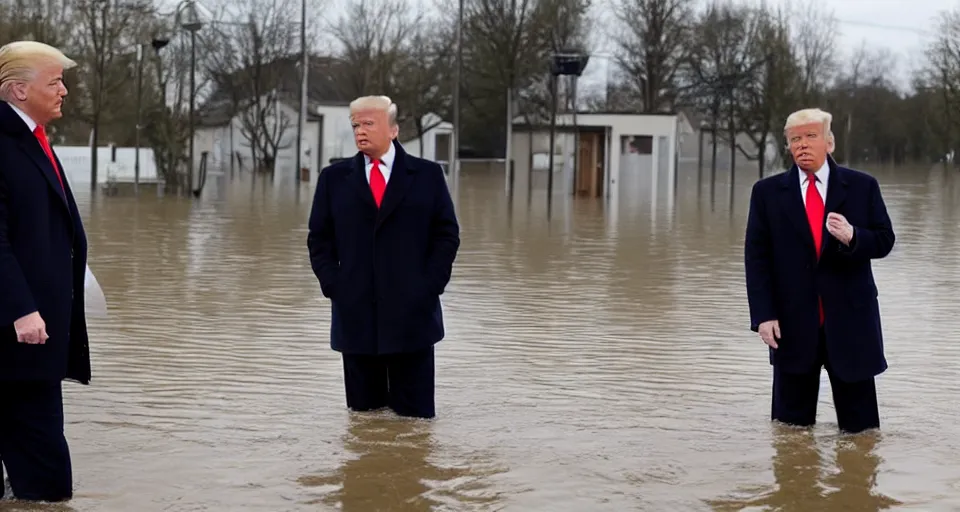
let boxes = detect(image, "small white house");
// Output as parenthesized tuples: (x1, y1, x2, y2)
(510, 112, 680, 201)
(192, 98, 357, 186)
(195, 102, 456, 187)
(399, 112, 454, 171)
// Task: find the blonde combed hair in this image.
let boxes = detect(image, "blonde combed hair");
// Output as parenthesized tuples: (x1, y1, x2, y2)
(350, 95, 398, 126)
(784, 108, 835, 151)
(0, 41, 76, 101)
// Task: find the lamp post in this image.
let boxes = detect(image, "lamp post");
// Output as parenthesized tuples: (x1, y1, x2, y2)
(177, 0, 204, 196)
(296, 0, 307, 186)
(134, 38, 169, 196)
(452, 0, 463, 196)
(546, 49, 589, 214)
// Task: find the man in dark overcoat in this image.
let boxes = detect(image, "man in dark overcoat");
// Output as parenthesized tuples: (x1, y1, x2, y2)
(308, 95, 460, 419)
(745, 107, 896, 433)
(0, 41, 91, 501)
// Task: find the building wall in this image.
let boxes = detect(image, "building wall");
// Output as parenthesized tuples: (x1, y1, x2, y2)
(314, 104, 356, 167)
(510, 113, 679, 201)
(401, 121, 454, 167)
(193, 101, 356, 189)
(677, 129, 781, 171)
(53, 145, 158, 186)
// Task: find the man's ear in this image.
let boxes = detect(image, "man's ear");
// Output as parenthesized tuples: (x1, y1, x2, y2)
(11, 82, 27, 102)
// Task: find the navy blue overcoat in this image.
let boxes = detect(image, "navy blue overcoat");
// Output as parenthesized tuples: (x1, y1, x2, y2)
(307, 140, 460, 355)
(0, 101, 90, 384)
(744, 157, 895, 382)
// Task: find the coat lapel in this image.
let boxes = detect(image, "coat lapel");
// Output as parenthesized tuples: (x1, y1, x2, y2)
(0, 102, 70, 213)
(779, 166, 816, 254)
(16, 137, 69, 211)
(821, 156, 848, 258)
(347, 151, 377, 211)
(376, 141, 414, 229)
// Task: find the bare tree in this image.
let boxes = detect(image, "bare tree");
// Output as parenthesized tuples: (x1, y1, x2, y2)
(71, 0, 155, 189)
(205, 0, 300, 172)
(738, 4, 798, 176)
(612, 0, 692, 113)
(391, 22, 456, 154)
(683, 1, 765, 174)
(0, 0, 73, 49)
(789, 2, 838, 104)
(331, 0, 420, 100)
(445, 0, 590, 154)
(926, 6, 960, 163)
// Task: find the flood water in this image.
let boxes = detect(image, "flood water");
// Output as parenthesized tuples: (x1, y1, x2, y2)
(4, 163, 960, 511)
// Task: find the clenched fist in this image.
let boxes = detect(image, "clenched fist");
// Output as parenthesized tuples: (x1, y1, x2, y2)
(826, 212, 854, 246)
(759, 319, 780, 349)
(14, 311, 48, 344)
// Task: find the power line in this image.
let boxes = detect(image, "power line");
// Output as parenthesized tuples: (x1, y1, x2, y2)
(834, 18, 932, 37)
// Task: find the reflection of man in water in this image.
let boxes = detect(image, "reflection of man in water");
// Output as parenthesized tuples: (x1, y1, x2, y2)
(744, 108, 895, 433)
(299, 417, 493, 511)
(708, 427, 900, 511)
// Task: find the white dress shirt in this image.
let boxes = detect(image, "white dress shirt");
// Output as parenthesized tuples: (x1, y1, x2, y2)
(9, 103, 38, 132)
(363, 143, 395, 185)
(799, 159, 828, 202)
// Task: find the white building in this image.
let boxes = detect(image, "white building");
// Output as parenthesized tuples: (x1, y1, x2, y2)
(398, 112, 454, 173)
(510, 112, 684, 201)
(192, 97, 356, 185)
(193, 100, 455, 188)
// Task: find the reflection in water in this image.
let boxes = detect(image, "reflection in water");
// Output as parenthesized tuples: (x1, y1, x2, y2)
(0, 480, 76, 512)
(708, 426, 901, 511)
(299, 414, 503, 511)
(0, 503, 76, 512)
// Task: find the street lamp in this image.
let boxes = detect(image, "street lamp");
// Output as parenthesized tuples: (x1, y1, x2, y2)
(133, 37, 169, 196)
(176, 0, 205, 196)
(546, 49, 589, 212)
(451, 0, 463, 197)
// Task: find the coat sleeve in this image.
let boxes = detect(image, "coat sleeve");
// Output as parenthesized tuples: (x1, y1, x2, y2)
(307, 167, 340, 299)
(836, 177, 895, 261)
(744, 180, 777, 332)
(425, 163, 460, 296)
(0, 170, 37, 325)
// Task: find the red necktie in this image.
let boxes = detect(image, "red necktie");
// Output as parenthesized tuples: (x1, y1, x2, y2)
(805, 172, 825, 325)
(370, 159, 386, 207)
(34, 125, 65, 193)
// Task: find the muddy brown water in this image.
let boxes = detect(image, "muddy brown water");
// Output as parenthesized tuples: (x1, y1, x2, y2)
(2, 164, 959, 511)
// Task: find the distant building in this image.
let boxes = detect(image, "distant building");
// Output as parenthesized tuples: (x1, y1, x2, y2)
(676, 108, 781, 171)
(192, 56, 455, 185)
(510, 111, 682, 200)
(191, 55, 354, 184)
(399, 112, 454, 173)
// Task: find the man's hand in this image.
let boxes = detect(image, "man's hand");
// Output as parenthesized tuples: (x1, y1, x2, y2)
(14, 311, 47, 344)
(759, 319, 780, 349)
(826, 212, 854, 246)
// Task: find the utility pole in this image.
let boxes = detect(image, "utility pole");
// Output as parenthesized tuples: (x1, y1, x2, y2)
(296, 0, 308, 185)
(452, 0, 463, 194)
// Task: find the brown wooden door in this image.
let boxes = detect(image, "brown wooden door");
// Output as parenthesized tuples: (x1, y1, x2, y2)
(576, 132, 602, 197)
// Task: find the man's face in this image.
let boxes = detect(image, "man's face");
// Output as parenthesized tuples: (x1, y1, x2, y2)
(786, 122, 828, 172)
(14, 60, 68, 126)
(351, 108, 397, 157)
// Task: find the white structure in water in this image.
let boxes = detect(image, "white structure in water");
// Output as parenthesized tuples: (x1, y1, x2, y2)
(509, 112, 688, 205)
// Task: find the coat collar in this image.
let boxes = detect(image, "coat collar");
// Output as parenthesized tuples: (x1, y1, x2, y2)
(0, 101, 71, 213)
(347, 139, 417, 229)
(778, 154, 848, 260)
